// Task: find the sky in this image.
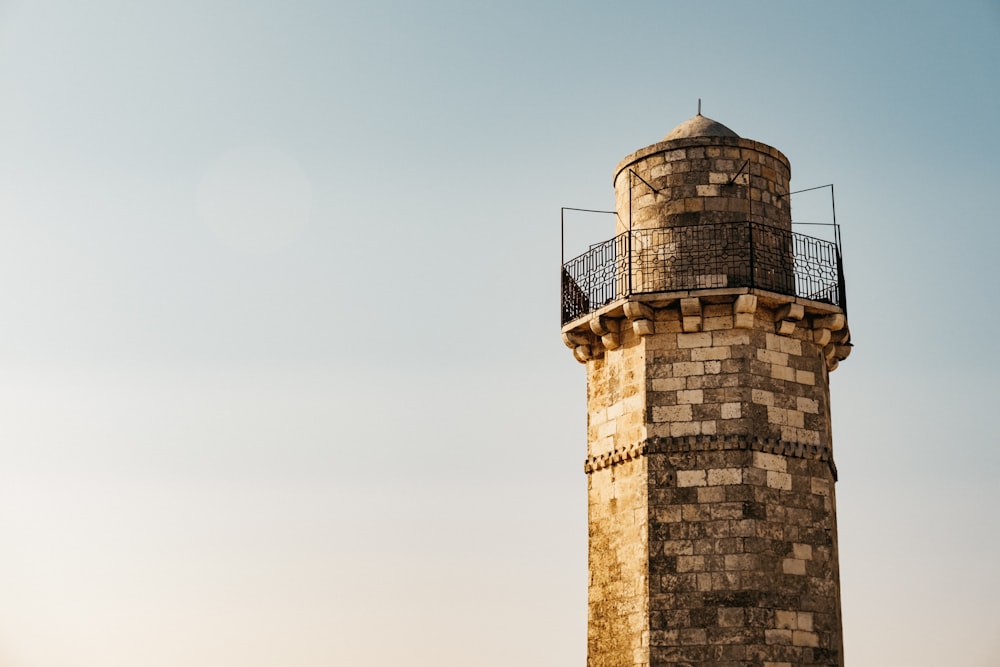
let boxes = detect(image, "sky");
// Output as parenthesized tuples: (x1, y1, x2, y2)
(0, 1, 998, 665)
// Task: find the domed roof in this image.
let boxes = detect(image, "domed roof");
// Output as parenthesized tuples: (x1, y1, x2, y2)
(663, 114, 739, 141)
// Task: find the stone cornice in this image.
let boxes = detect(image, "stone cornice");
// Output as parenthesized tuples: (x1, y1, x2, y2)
(584, 434, 837, 480)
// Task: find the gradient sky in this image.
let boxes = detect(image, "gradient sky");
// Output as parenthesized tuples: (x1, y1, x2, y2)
(0, 1, 998, 665)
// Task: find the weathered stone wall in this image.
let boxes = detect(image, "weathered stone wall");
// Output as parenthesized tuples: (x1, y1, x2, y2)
(581, 295, 848, 667)
(586, 325, 650, 666)
(613, 137, 792, 234)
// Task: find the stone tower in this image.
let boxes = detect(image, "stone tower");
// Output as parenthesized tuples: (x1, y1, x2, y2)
(561, 114, 852, 666)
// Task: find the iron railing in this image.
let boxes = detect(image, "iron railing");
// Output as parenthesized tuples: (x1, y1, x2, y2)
(561, 221, 844, 324)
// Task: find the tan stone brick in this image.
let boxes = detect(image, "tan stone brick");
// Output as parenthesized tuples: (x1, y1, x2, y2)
(721, 402, 741, 419)
(793, 543, 813, 560)
(679, 628, 707, 645)
(652, 404, 692, 422)
(767, 406, 788, 425)
(704, 360, 722, 374)
(775, 610, 797, 630)
(701, 420, 717, 435)
(753, 451, 787, 472)
(751, 389, 774, 406)
(771, 365, 796, 382)
(707, 468, 742, 485)
(670, 421, 702, 437)
(782, 558, 806, 575)
(796, 397, 819, 414)
(652, 377, 686, 392)
(677, 332, 712, 348)
(777, 336, 802, 356)
(661, 539, 694, 555)
(797, 612, 814, 632)
(672, 361, 705, 377)
(677, 389, 704, 404)
(796, 369, 816, 385)
(792, 630, 819, 647)
(676, 470, 707, 487)
(691, 346, 730, 361)
(764, 629, 792, 645)
(810, 478, 831, 497)
(767, 471, 792, 491)
(718, 607, 745, 627)
(698, 486, 725, 503)
(702, 315, 733, 331)
(676, 555, 705, 572)
(712, 330, 750, 346)
(758, 348, 789, 366)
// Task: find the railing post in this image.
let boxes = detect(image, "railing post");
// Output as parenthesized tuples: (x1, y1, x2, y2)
(747, 221, 755, 290)
(627, 172, 633, 297)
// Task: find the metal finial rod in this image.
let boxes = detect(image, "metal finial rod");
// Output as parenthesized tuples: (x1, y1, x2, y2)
(698, 98, 702, 115)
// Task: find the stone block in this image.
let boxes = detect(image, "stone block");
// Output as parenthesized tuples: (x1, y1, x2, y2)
(795, 370, 816, 386)
(677, 332, 712, 348)
(775, 610, 797, 630)
(676, 470, 707, 487)
(718, 607, 745, 627)
(697, 486, 726, 503)
(673, 361, 706, 377)
(707, 468, 742, 486)
(678, 389, 704, 404)
(633, 318, 655, 336)
(767, 471, 792, 491)
(692, 346, 731, 361)
(764, 629, 792, 645)
(652, 377, 686, 392)
(713, 330, 751, 346)
(782, 558, 806, 575)
(721, 403, 742, 419)
(791, 630, 819, 647)
(653, 404, 693, 422)
(792, 543, 813, 560)
(671, 421, 702, 437)
(796, 397, 819, 414)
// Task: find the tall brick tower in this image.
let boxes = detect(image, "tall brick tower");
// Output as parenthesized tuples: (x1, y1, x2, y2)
(561, 113, 852, 666)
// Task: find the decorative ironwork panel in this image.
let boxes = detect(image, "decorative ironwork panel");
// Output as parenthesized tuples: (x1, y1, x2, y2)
(561, 221, 843, 324)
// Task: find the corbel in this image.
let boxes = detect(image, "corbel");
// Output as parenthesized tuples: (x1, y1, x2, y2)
(624, 301, 655, 338)
(775, 303, 804, 336)
(680, 297, 702, 333)
(733, 294, 758, 329)
(590, 315, 622, 350)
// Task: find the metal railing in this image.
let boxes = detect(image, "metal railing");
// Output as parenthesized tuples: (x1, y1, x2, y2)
(561, 221, 844, 324)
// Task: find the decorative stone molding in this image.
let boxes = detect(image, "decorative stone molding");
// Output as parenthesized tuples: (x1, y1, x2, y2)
(561, 290, 851, 369)
(585, 433, 837, 480)
(583, 440, 649, 474)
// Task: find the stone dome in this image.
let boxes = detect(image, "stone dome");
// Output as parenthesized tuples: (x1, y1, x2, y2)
(663, 114, 739, 141)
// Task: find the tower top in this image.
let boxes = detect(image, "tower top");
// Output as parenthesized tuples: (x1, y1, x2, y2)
(663, 113, 740, 141)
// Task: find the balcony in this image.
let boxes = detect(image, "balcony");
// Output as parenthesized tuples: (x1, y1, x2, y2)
(561, 221, 845, 325)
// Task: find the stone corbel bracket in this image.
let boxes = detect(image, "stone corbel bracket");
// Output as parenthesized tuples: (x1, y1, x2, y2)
(810, 313, 851, 372)
(624, 301, 655, 337)
(775, 303, 804, 335)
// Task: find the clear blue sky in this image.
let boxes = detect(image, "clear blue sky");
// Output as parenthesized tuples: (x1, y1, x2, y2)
(0, 1, 997, 665)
